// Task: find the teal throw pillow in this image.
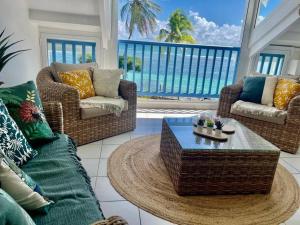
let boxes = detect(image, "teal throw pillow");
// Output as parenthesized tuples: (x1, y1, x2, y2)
(240, 76, 266, 103)
(0, 81, 56, 145)
(0, 189, 36, 225)
(0, 99, 37, 166)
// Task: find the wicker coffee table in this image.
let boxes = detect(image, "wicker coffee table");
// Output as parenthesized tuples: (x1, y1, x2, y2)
(160, 117, 280, 195)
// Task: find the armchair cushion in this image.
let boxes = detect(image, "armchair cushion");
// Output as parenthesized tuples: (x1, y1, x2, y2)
(92, 69, 122, 98)
(80, 96, 128, 119)
(231, 100, 287, 125)
(58, 70, 96, 99)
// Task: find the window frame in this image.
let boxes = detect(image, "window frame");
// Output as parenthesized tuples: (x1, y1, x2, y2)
(47, 39, 96, 65)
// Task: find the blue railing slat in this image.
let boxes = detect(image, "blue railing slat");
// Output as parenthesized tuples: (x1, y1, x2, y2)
(72, 44, 76, 63)
(141, 44, 145, 92)
(208, 49, 217, 95)
(178, 47, 186, 94)
(148, 45, 153, 92)
(260, 55, 265, 73)
(200, 49, 210, 95)
(225, 51, 233, 86)
(133, 44, 136, 83)
(62, 43, 66, 63)
(267, 56, 273, 74)
(186, 47, 194, 94)
(82, 45, 86, 63)
(123, 43, 128, 79)
(51, 42, 56, 62)
(163, 46, 170, 93)
(117, 40, 241, 98)
(194, 48, 202, 94)
(156, 46, 162, 93)
(171, 47, 178, 94)
(216, 50, 225, 94)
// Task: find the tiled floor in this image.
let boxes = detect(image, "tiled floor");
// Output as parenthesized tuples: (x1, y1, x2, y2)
(78, 111, 300, 225)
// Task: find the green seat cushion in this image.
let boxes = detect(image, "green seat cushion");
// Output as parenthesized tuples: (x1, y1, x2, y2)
(22, 134, 104, 225)
(0, 81, 57, 145)
(240, 76, 266, 103)
(0, 189, 36, 225)
(0, 99, 37, 166)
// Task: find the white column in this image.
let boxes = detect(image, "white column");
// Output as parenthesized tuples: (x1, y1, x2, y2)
(236, 0, 260, 81)
(98, 0, 118, 69)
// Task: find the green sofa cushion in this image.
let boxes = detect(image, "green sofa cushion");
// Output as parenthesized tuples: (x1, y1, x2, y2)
(21, 134, 104, 225)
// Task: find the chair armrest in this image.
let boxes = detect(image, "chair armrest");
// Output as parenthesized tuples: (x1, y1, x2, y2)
(119, 80, 137, 108)
(217, 83, 243, 117)
(37, 67, 81, 120)
(287, 95, 300, 125)
(43, 101, 64, 133)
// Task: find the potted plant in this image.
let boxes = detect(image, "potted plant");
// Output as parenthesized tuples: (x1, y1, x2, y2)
(206, 119, 214, 134)
(0, 28, 30, 84)
(197, 115, 206, 132)
(214, 118, 224, 136)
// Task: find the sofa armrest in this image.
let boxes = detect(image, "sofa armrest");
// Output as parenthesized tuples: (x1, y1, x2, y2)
(119, 79, 137, 109)
(37, 67, 81, 121)
(287, 95, 300, 125)
(43, 101, 64, 133)
(217, 83, 243, 117)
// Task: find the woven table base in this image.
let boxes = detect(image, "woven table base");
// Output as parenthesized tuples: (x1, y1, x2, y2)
(108, 135, 300, 225)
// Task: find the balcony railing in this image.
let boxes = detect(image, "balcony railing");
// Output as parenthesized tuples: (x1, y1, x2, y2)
(118, 40, 240, 98)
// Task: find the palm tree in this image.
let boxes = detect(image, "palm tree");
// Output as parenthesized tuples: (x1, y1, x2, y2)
(120, 0, 161, 39)
(157, 9, 196, 44)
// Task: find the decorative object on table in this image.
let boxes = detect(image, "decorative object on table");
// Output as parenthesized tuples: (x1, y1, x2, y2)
(0, 99, 36, 166)
(196, 115, 205, 132)
(0, 28, 30, 82)
(214, 117, 224, 136)
(206, 118, 214, 134)
(0, 81, 57, 145)
(108, 135, 299, 225)
(193, 126, 228, 141)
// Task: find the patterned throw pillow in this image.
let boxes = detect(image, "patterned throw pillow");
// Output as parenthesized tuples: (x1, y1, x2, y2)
(274, 78, 300, 110)
(58, 69, 96, 99)
(0, 81, 56, 145)
(0, 189, 36, 225)
(0, 99, 36, 166)
(0, 153, 53, 213)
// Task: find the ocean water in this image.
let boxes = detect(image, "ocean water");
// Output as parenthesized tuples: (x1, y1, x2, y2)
(49, 44, 239, 97)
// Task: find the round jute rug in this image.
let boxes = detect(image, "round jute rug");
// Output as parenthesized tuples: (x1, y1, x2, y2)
(108, 135, 300, 225)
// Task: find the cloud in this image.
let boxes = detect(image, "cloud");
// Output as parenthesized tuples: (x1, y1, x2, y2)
(188, 10, 242, 47)
(118, 10, 242, 47)
(256, 15, 265, 25)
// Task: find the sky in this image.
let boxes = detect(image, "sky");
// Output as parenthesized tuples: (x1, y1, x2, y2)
(118, 0, 282, 47)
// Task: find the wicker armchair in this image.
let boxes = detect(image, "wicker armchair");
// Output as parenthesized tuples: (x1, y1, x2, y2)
(217, 82, 300, 154)
(37, 67, 137, 146)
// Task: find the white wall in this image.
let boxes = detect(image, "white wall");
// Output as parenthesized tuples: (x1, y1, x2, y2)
(0, 0, 41, 86)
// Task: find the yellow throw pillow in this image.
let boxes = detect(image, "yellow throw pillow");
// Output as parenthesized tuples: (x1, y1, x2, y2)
(58, 69, 95, 99)
(273, 78, 300, 110)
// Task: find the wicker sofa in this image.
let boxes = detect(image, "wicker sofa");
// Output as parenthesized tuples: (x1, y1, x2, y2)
(217, 79, 300, 154)
(36, 67, 137, 146)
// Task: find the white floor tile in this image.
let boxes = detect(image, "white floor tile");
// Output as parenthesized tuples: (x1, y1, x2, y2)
(77, 141, 102, 159)
(140, 209, 175, 225)
(281, 158, 300, 172)
(279, 159, 299, 174)
(100, 201, 140, 225)
(100, 144, 120, 158)
(81, 158, 100, 177)
(103, 133, 131, 145)
(293, 174, 300, 186)
(98, 158, 108, 177)
(95, 177, 124, 201)
(285, 208, 300, 225)
(280, 151, 300, 158)
(90, 177, 97, 190)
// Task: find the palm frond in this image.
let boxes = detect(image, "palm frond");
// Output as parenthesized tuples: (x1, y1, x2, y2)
(0, 28, 30, 72)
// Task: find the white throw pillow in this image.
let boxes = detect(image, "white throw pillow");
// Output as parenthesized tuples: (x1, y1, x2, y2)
(0, 157, 52, 212)
(93, 69, 123, 98)
(261, 76, 278, 106)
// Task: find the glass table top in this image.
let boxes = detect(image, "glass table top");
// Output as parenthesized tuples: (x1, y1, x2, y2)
(164, 117, 279, 152)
